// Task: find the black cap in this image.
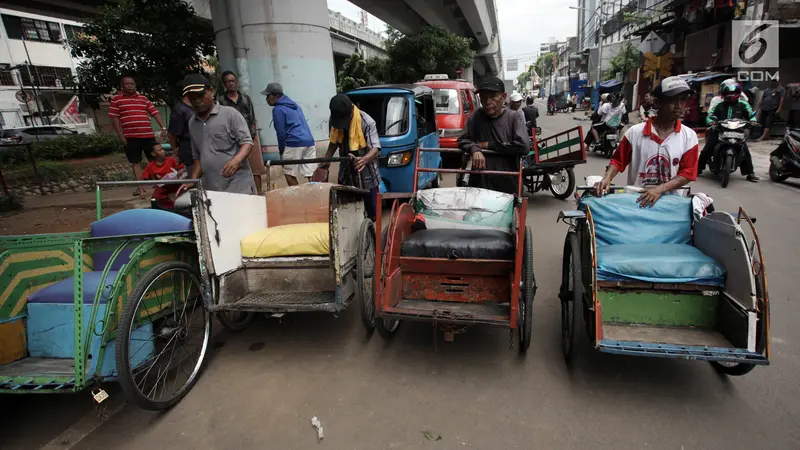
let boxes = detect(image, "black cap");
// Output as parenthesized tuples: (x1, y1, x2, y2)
(329, 94, 353, 130)
(476, 75, 505, 93)
(182, 73, 211, 96)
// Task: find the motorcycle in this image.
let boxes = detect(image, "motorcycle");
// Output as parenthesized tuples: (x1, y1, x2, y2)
(707, 119, 751, 188)
(768, 127, 800, 183)
(593, 124, 622, 158)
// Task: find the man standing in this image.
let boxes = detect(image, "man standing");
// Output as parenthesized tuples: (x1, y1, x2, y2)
(177, 74, 256, 195)
(108, 75, 167, 198)
(639, 92, 655, 122)
(787, 82, 800, 128)
(594, 77, 699, 207)
(756, 79, 785, 141)
(509, 92, 523, 111)
(218, 71, 265, 194)
(168, 85, 195, 174)
(318, 94, 381, 218)
(261, 82, 317, 185)
(457, 75, 529, 195)
(521, 96, 539, 137)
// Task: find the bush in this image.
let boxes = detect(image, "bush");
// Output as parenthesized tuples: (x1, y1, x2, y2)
(0, 192, 24, 213)
(0, 132, 123, 167)
(34, 161, 75, 182)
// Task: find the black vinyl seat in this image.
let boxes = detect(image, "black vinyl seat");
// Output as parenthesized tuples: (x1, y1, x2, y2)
(400, 229, 514, 260)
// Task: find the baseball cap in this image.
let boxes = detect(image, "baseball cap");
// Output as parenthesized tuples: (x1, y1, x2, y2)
(181, 73, 211, 96)
(654, 76, 693, 98)
(476, 75, 505, 93)
(509, 93, 523, 102)
(329, 93, 354, 130)
(260, 82, 283, 96)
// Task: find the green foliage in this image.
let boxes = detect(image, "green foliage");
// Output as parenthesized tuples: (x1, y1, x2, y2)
(0, 192, 23, 213)
(67, 0, 215, 106)
(337, 53, 370, 93)
(605, 40, 641, 81)
(517, 67, 532, 90)
(364, 56, 390, 85)
(0, 133, 123, 167)
(34, 161, 75, 182)
(383, 26, 475, 83)
(536, 52, 556, 77)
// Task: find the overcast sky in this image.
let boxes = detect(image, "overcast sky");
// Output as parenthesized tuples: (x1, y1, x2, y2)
(326, 0, 578, 79)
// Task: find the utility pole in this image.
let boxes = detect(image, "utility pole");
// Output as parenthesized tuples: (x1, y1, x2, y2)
(596, 0, 605, 86)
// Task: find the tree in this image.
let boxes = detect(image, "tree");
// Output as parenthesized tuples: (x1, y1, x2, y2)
(364, 56, 389, 85)
(605, 40, 641, 81)
(337, 53, 369, 92)
(516, 66, 532, 91)
(536, 52, 555, 78)
(383, 26, 475, 83)
(68, 0, 215, 107)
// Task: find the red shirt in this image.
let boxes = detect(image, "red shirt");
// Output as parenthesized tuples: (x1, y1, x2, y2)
(142, 157, 183, 181)
(108, 91, 159, 139)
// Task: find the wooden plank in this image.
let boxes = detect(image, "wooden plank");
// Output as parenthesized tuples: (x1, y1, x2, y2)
(265, 183, 333, 227)
(1, 357, 74, 375)
(0, 319, 26, 365)
(599, 290, 719, 328)
(603, 324, 733, 348)
(245, 266, 335, 293)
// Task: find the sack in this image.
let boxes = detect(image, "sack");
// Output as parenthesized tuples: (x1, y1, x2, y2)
(241, 223, 329, 258)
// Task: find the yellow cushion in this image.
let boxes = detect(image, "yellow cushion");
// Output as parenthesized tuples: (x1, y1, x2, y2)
(241, 223, 329, 258)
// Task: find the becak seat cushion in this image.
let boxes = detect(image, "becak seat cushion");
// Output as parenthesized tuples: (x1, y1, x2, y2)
(28, 271, 121, 304)
(241, 223, 330, 258)
(597, 244, 725, 286)
(400, 229, 514, 260)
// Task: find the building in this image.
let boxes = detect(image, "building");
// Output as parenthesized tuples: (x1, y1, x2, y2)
(0, 9, 92, 130)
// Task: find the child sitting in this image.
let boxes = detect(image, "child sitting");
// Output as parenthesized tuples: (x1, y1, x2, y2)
(140, 143, 185, 208)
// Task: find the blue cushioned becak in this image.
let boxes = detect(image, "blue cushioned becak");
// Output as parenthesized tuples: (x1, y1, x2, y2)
(580, 193, 692, 246)
(596, 244, 725, 285)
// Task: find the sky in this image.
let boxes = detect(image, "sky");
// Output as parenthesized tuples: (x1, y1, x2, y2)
(326, 0, 578, 80)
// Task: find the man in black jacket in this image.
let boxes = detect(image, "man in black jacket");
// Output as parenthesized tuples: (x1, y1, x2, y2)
(457, 76, 529, 195)
(521, 96, 539, 137)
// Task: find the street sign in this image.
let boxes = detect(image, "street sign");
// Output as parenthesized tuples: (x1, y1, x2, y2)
(15, 90, 30, 103)
(643, 52, 673, 83)
(507, 59, 518, 72)
(639, 31, 666, 54)
(455, 68, 463, 77)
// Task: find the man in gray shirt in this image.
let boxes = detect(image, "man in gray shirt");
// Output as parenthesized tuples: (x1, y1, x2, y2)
(757, 79, 785, 141)
(458, 76, 529, 195)
(177, 74, 256, 195)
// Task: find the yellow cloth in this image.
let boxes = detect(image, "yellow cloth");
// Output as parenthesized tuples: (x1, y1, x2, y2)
(329, 105, 367, 152)
(241, 223, 330, 258)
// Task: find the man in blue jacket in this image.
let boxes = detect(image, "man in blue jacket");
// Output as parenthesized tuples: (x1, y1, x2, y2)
(262, 82, 317, 185)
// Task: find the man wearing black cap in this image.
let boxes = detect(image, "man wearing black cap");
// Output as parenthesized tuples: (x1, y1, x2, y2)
(319, 93, 381, 218)
(177, 73, 256, 195)
(594, 76, 699, 207)
(457, 75, 529, 194)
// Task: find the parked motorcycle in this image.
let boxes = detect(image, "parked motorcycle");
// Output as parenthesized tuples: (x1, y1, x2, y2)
(768, 127, 800, 183)
(707, 119, 752, 188)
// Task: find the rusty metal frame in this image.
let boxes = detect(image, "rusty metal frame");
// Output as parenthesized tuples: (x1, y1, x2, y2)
(737, 207, 770, 359)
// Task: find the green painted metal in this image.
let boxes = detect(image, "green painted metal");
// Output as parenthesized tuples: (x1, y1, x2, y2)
(72, 240, 86, 389)
(96, 185, 102, 221)
(535, 137, 581, 156)
(599, 290, 719, 328)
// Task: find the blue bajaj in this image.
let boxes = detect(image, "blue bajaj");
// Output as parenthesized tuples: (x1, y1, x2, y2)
(346, 85, 441, 193)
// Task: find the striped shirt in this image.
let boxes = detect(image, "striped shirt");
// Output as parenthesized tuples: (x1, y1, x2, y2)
(108, 92, 159, 139)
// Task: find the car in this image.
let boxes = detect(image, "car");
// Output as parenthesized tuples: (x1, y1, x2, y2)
(417, 74, 478, 168)
(0, 126, 79, 145)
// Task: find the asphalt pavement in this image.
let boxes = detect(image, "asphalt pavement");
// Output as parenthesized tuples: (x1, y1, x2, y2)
(4, 100, 800, 450)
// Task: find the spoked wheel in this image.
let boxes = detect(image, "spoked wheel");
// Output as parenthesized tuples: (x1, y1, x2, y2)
(212, 277, 254, 332)
(559, 232, 582, 363)
(117, 261, 211, 410)
(518, 227, 536, 353)
(357, 219, 377, 332)
(375, 227, 400, 340)
(549, 167, 576, 200)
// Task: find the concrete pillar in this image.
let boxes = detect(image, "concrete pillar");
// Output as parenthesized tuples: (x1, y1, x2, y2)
(235, 0, 337, 148)
(209, 0, 235, 77)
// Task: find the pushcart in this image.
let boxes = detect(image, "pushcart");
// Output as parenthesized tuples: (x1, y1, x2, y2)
(558, 188, 770, 375)
(523, 126, 586, 200)
(0, 179, 210, 410)
(365, 148, 536, 352)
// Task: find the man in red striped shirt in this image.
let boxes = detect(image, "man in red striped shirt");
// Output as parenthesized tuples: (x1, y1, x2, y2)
(109, 75, 168, 197)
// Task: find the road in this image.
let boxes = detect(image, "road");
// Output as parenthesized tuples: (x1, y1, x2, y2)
(5, 101, 800, 450)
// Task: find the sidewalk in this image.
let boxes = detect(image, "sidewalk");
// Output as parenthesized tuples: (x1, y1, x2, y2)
(22, 186, 142, 210)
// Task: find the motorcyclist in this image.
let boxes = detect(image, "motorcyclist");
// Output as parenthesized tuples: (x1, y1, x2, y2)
(699, 82, 760, 182)
(588, 93, 625, 148)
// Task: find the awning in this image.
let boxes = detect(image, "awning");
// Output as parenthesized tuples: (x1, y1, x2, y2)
(598, 80, 622, 89)
(682, 72, 731, 84)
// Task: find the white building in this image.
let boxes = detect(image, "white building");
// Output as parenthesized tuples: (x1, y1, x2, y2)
(0, 8, 93, 131)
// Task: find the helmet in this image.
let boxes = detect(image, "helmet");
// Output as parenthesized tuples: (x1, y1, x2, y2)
(606, 94, 616, 103)
(720, 81, 742, 95)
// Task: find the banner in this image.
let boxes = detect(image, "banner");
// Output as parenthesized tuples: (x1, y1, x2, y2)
(506, 59, 518, 72)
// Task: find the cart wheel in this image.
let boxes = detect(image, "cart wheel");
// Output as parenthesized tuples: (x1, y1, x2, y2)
(710, 361, 756, 376)
(559, 232, 581, 363)
(116, 261, 211, 411)
(518, 226, 535, 353)
(357, 219, 377, 332)
(211, 276, 254, 332)
(549, 167, 576, 200)
(375, 316, 400, 339)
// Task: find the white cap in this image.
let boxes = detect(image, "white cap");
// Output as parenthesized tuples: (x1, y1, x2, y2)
(509, 93, 523, 102)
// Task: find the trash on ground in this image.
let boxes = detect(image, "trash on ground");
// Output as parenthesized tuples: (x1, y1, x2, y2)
(422, 430, 442, 441)
(311, 416, 324, 442)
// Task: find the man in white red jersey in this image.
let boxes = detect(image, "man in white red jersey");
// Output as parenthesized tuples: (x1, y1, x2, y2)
(594, 76, 699, 207)
(109, 75, 168, 198)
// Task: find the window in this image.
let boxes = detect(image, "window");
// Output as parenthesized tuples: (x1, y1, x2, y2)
(18, 65, 73, 87)
(348, 94, 410, 137)
(2, 15, 62, 43)
(461, 90, 472, 114)
(24, 127, 57, 136)
(433, 88, 460, 114)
